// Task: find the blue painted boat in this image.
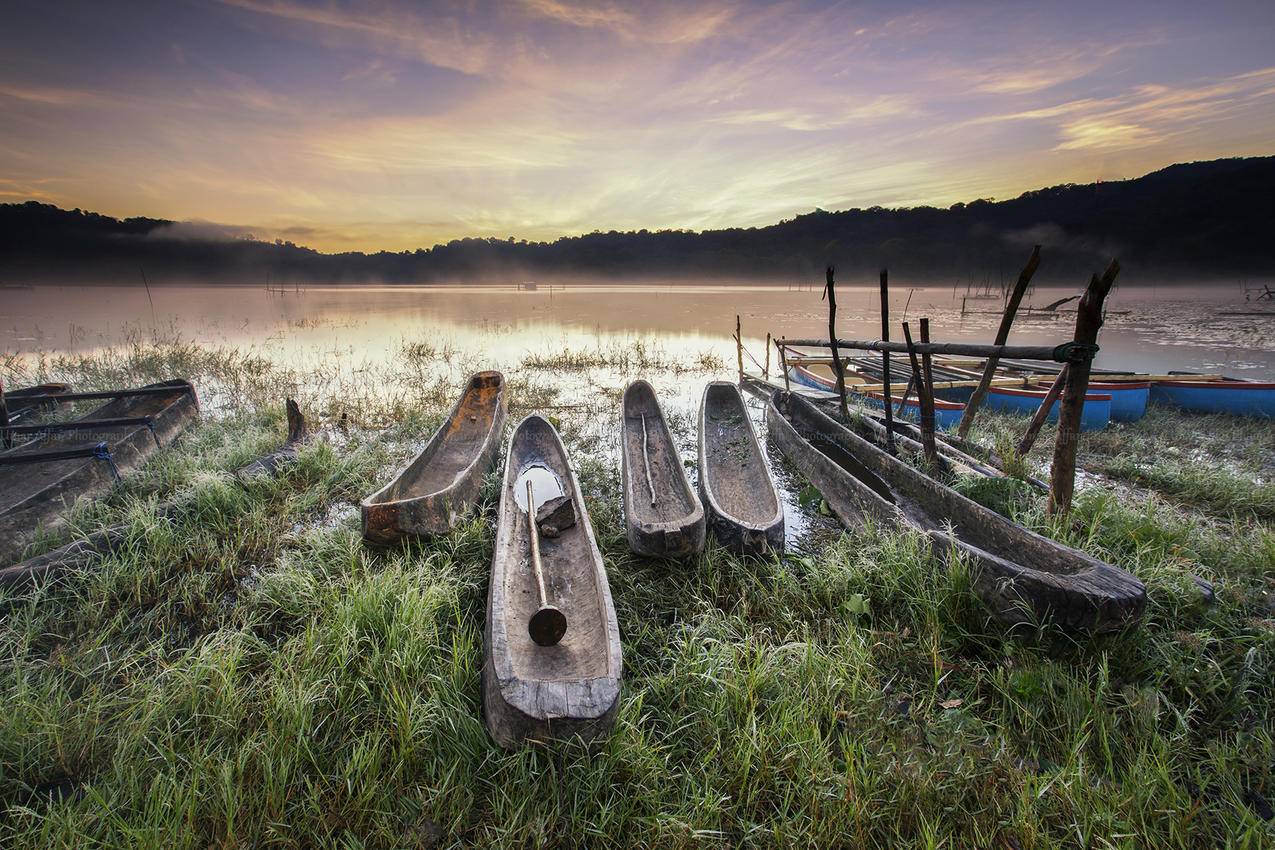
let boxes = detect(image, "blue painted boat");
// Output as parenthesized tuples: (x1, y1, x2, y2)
(985, 386, 1112, 431)
(1150, 380, 1275, 417)
(788, 364, 965, 430)
(1088, 382, 1149, 422)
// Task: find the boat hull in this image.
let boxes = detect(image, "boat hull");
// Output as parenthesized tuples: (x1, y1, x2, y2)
(984, 386, 1112, 431)
(789, 366, 965, 430)
(698, 382, 784, 555)
(1150, 380, 1275, 417)
(620, 381, 705, 558)
(362, 371, 506, 544)
(1088, 382, 1149, 422)
(483, 414, 621, 748)
(0, 380, 199, 565)
(766, 390, 1145, 634)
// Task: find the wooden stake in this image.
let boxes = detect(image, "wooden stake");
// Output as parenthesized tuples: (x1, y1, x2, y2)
(0, 379, 9, 450)
(957, 245, 1041, 439)
(779, 342, 791, 391)
(879, 268, 895, 452)
(735, 315, 744, 384)
(1016, 366, 1068, 458)
(919, 318, 938, 461)
(763, 332, 771, 380)
(823, 266, 849, 418)
(1048, 260, 1120, 516)
(901, 322, 937, 463)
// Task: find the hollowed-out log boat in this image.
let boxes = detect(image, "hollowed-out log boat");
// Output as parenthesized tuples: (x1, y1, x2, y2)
(620, 380, 704, 558)
(3, 383, 71, 424)
(362, 371, 506, 544)
(483, 414, 622, 748)
(0, 379, 199, 565)
(766, 389, 1145, 634)
(698, 382, 783, 555)
(2, 398, 306, 585)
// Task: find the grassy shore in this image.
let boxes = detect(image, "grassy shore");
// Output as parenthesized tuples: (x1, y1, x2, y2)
(1, 339, 1272, 848)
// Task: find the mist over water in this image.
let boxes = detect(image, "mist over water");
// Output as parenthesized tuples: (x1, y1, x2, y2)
(4, 281, 1272, 380)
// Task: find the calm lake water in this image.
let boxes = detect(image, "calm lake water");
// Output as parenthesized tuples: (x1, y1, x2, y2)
(4, 282, 1273, 380)
(5, 281, 1270, 550)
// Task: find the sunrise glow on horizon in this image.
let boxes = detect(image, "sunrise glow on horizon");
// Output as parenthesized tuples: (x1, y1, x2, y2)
(2, 0, 1274, 252)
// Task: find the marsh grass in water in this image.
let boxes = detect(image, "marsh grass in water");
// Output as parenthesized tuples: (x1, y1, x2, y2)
(0, 339, 1272, 848)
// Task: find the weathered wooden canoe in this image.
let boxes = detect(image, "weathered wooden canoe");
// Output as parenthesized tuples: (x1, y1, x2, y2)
(620, 380, 705, 558)
(2, 398, 307, 585)
(362, 371, 506, 544)
(483, 414, 622, 748)
(0, 379, 199, 565)
(698, 382, 783, 555)
(766, 389, 1145, 634)
(3, 383, 71, 425)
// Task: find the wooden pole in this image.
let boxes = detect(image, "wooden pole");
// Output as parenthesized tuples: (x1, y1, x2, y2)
(1048, 260, 1120, 516)
(895, 374, 915, 418)
(0, 379, 9, 449)
(902, 322, 937, 462)
(735, 315, 744, 384)
(824, 266, 849, 418)
(526, 480, 567, 647)
(776, 337, 1089, 362)
(1016, 365, 1068, 458)
(919, 318, 938, 461)
(879, 268, 895, 452)
(957, 245, 1041, 439)
(763, 332, 771, 380)
(779, 342, 791, 391)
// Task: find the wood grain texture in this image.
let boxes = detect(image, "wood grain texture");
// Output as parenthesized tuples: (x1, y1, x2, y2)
(620, 380, 704, 558)
(483, 414, 622, 749)
(767, 390, 1145, 634)
(361, 371, 506, 544)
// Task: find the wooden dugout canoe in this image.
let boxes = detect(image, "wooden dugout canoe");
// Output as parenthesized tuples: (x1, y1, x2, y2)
(3, 383, 71, 425)
(1, 397, 307, 585)
(698, 382, 783, 556)
(483, 414, 622, 748)
(766, 389, 1145, 634)
(0, 379, 199, 566)
(362, 371, 506, 544)
(620, 380, 705, 558)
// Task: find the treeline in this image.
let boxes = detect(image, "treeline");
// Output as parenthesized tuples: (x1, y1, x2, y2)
(2, 156, 1273, 286)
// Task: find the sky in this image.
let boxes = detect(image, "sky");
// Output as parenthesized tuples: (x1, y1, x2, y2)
(1, 0, 1274, 252)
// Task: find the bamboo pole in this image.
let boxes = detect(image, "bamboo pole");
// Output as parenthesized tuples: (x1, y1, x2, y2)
(1048, 260, 1120, 516)
(879, 268, 895, 452)
(776, 338, 1093, 363)
(957, 245, 1041, 439)
(735, 315, 744, 384)
(1016, 366, 1068, 457)
(919, 317, 938, 459)
(823, 266, 849, 418)
(901, 322, 937, 462)
(0, 380, 9, 449)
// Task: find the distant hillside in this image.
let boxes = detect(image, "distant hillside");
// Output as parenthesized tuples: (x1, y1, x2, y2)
(3, 156, 1273, 285)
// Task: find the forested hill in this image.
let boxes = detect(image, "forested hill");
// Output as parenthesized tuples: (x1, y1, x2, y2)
(3, 156, 1273, 286)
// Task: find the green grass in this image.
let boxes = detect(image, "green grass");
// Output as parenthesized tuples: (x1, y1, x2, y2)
(0, 342, 1272, 848)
